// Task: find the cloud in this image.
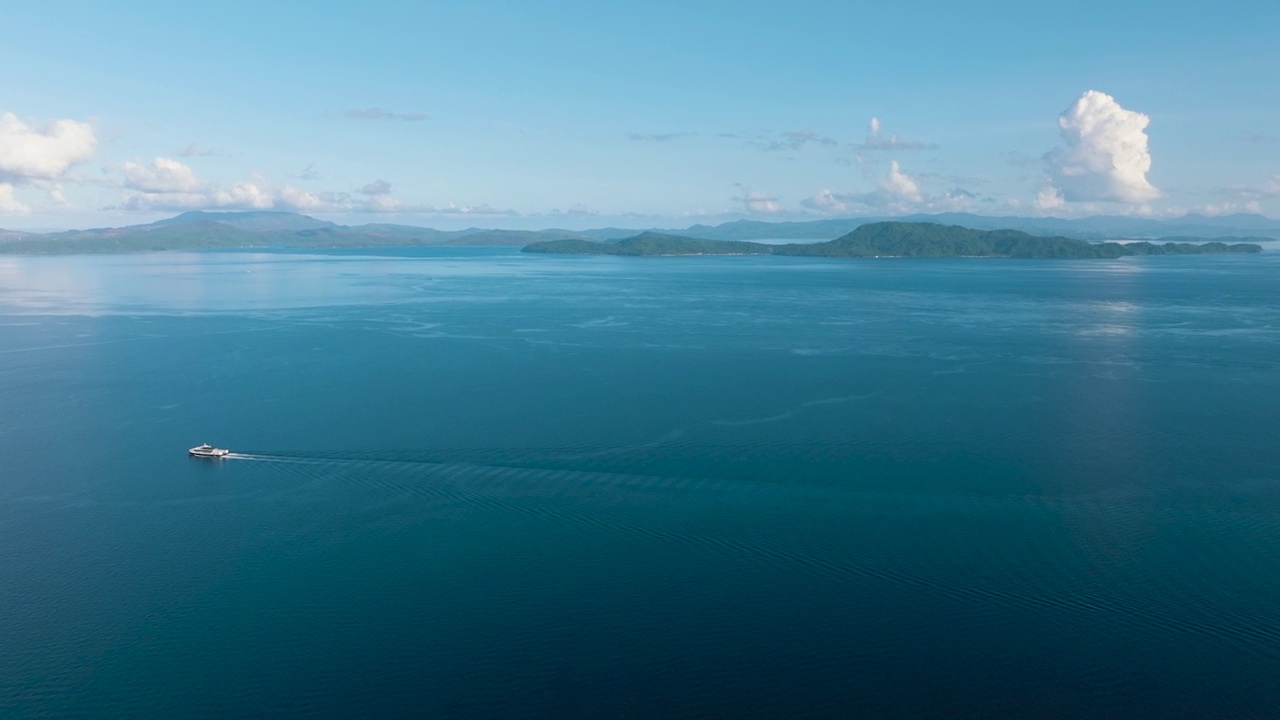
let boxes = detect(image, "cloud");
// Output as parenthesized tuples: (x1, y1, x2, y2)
(1034, 187, 1066, 211)
(346, 107, 429, 122)
(1043, 90, 1160, 204)
(423, 203, 518, 217)
(46, 184, 70, 207)
(116, 158, 509, 217)
(855, 117, 936, 151)
(360, 179, 392, 196)
(119, 158, 321, 211)
(0, 183, 29, 213)
(801, 189, 850, 214)
(122, 180, 291, 212)
(123, 157, 202, 193)
(1197, 201, 1262, 216)
(752, 129, 838, 153)
(802, 161, 974, 215)
(1199, 176, 1280, 216)
(177, 143, 231, 157)
(733, 188, 783, 214)
(0, 112, 97, 183)
(547, 204, 599, 217)
(883, 160, 921, 202)
(1226, 175, 1280, 200)
(626, 132, 694, 142)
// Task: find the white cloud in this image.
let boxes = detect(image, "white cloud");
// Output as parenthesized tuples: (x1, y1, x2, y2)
(364, 195, 402, 211)
(0, 112, 97, 183)
(123, 157, 202, 193)
(854, 159, 927, 208)
(1044, 90, 1160, 204)
(47, 184, 69, 206)
(802, 189, 852, 214)
(803, 160, 975, 215)
(1034, 187, 1066, 211)
(735, 189, 783, 214)
(119, 159, 323, 211)
(1227, 175, 1280, 200)
(277, 185, 326, 211)
(361, 179, 392, 196)
(116, 160, 497, 217)
(122, 180, 316, 212)
(856, 117, 935, 151)
(884, 160, 922, 203)
(1198, 201, 1262, 216)
(0, 183, 29, 213)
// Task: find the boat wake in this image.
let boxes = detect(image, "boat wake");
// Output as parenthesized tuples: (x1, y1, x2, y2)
(204, 448, 1280, 667)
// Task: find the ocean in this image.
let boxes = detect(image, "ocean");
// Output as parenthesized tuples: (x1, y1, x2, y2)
(2, 248, 1278, 717)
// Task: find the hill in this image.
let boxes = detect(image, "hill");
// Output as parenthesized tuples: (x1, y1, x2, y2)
(523, 232, 774, 256)
(148, 210, 337, 232)
(679, 213, 1280, 242)
(0, 212, 597, 254)
(775, 223, 1262, 258)
(524, 223, 1264, 259)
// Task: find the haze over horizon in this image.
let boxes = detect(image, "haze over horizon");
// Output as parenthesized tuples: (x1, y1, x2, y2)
(3, 0, 1278, 231)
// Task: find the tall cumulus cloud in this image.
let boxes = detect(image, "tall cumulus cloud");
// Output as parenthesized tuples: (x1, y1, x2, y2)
(1044, 91, 1159, 204)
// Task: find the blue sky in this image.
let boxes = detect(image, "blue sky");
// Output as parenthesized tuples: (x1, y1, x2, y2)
(2, 0, 1278, 229)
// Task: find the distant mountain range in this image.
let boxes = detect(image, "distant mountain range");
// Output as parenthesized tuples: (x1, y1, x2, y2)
(0, 211, 605, 254)
(677, 212, 1280, 242)
(0, 210, 1277, 254)
(524, 225, 1263, 259)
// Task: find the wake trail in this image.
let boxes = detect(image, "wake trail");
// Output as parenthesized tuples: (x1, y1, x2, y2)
(216, 450, 1280, 660)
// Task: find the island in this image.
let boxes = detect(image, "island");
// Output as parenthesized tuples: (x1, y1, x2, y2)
(524, 232, 775, 257)
(0, 211, 605, 255)
(523, 223, 1265, 259)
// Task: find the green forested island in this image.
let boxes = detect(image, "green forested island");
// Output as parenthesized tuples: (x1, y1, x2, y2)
(525, 232, 776, 257)
(523, 223, 1264, 259)
(0, 211, 604, 255)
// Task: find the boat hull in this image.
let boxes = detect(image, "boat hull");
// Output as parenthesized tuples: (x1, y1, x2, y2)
(188, 445, 230, 458)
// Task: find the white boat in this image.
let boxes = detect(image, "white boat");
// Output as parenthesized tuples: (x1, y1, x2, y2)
(189, 443, 230, 458)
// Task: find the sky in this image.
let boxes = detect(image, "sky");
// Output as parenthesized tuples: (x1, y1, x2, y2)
(2, 0, 1278, 230)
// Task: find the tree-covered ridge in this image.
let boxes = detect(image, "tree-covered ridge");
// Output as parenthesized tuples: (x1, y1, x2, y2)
(523, 223, 1264, 258)
(522, 231, 774, 256)
(0, 211, 599, 255)
(793, 223, 1263, 258)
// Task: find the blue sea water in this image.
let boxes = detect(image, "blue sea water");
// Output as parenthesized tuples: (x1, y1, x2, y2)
(1, 248, 1278, 718)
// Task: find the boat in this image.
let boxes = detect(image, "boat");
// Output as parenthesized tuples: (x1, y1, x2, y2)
(189, 443, 230, 458)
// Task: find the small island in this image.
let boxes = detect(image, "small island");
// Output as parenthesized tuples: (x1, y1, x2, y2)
(524, 232, 775, 257)
(522, 222, 1265, 259)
